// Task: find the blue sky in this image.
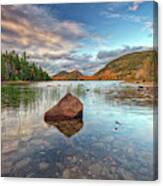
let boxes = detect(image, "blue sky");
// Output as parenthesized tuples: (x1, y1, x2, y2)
(1, 1, 156, 75)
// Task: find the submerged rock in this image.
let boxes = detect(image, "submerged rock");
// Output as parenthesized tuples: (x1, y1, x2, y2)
(39, 162, 49, 171)
(88, 163, 108, 177)
(1, 162, 13, 175)
(118, 167, 135, 180)
(14, 158, 31, 170)
(2, 140, 19, 154)
(112, 127, 118, 132)
(44, 93, 83, 121)
(63, 169, 71, 179)
(115, 121, 122, 125)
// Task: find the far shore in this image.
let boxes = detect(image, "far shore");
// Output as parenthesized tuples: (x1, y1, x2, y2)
(1, 80, 31, 85)
(123, 80, 156, 88)
(1, 80, 156, 88)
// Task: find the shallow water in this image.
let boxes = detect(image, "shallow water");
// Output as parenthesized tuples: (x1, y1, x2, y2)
(1, 81, 156, 180)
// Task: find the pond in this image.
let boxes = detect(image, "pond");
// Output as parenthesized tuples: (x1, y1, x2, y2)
(1, 81, 156, 180)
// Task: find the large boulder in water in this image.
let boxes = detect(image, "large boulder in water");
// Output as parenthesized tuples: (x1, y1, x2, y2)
(44, 93, 83, 121)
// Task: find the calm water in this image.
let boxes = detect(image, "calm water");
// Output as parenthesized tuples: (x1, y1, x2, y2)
(1, 81, 156, 180)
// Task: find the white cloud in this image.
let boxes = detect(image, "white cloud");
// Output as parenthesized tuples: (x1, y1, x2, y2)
(143, 21, 153, 34)
(1, 5, 88, 61)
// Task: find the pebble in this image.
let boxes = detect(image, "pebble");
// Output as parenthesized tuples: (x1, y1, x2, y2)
(56, 172, 59, 176)
(19, 148, 27, 154)
(112, 128, 118, 132)
(21, 136, 31, 142)
(39, 151, 46, 155)
(88, 163, 104, 176)
(111, 160, 117, 166)
(110, 166, 116, 174)
(63, 169, 70, 179)
(71, 166, 78, 172)
(79, 159, 83, 163)
(115, 121, 122, 125)
(31, 139, 43, 146)
(39, 162, 49, 171)
(2, 140, 19, 154)
(127, 147, 134, 155)
(102, 136, 114, 143)
(67, 156, 77, 164)
(1, 162, 12, 175)
(26, 173, 35, 178)
(57, 150, 61, 155)
(15, 158, 31, 169)
(118, 167, 135, 180)
(72, 156, 77, 163)
(56, 162, 62, 169)
(92, 142, 104, 149)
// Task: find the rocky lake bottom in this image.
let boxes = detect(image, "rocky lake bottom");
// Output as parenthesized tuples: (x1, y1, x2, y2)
(1, 81, 157, 180)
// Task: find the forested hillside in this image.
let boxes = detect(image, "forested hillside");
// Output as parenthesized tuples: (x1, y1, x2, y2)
(95, 50, 157, 82)
(52, 50, 157, 82)
(1, 51, 51, 81)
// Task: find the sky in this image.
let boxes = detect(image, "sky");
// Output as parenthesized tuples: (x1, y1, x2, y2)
(1, 1, 157, 75)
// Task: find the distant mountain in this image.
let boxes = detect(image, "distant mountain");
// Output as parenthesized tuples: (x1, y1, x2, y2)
(53, 71, 69, 77)
(53, 70, 83, 80)
(53, 50, 157, 82)
(95, 50, 157, 82)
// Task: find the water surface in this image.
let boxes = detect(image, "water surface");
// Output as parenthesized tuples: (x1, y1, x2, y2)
(1, 81, 155, 180)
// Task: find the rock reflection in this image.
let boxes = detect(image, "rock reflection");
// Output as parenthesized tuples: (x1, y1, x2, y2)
(45, 119, 83, 137)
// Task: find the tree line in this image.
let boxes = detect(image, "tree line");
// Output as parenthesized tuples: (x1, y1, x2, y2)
(1, 51, 51, 81)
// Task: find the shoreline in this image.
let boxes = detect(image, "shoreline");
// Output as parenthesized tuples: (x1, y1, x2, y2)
(1, 80, 156, 88)
(1, 80, 31, 85)
(123, 80, 156, 88)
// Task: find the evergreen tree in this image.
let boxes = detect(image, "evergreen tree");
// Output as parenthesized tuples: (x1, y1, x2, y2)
(1, 51, 51, 81)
